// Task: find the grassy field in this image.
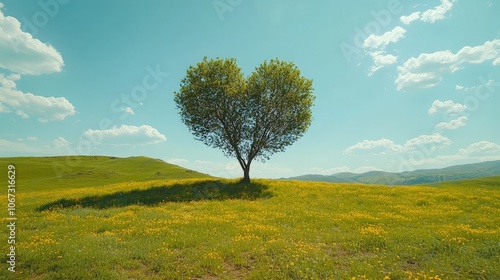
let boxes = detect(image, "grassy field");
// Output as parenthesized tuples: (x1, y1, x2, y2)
(427, 175, 500, 189)
(1, 157, 499, 279)
(0, 156, 210, 192)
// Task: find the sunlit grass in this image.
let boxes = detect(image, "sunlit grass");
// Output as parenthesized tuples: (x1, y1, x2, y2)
(0, 156, 210, 192)
(2, 178, 499, 279)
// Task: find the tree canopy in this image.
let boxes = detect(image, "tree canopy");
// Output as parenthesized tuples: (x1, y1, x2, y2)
(174, 57, 314, 183)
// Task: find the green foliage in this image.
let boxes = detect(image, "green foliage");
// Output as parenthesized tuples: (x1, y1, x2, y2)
(174, 57, 314, 182)
(246, 59, 314, 160)
(174, 58, 247, 159)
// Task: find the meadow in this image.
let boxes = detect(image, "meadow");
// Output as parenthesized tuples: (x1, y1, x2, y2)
(1, 157, 499, 279)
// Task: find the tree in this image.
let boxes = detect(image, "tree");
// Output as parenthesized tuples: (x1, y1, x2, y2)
(174, 57, 314, 183)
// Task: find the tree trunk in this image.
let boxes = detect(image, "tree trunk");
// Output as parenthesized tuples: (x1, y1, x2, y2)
(242, 164, 251, 184)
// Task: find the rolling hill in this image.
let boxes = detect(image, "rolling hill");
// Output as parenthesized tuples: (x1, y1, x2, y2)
(427, 174, 500, 188)
(285, 160, 500, 185)
(0, 155, 211, 192)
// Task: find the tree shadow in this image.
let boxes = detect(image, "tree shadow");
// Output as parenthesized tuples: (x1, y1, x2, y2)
(37, 180, 273, 211)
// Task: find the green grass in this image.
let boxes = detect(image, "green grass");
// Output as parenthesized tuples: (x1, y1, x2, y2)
(1, 157, 499, 279)
(0, 156, 210, 192)
(426, 175, 500, 189)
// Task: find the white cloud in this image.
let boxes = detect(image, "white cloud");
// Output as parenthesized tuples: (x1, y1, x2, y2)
(310, 166, 380, 175)
(27, 136, 38, 141)
(82, 125, 166, 146)
(396, 39, 500, 90)
(368, 52, 398, 76)
(51, 137, 70, 148)
(400, 12, 420, 25)
(421, 0, 455, 23)
(459, 141, 500, 156)
(0, 6, 64, 75)
(429, 100, 469, 130)
(363, 26, 406, 50)
(310, 166, 351, 175)
(167, 158, 189, 165)
(400, 153, 500, 170)
(344, 138, 403, 155)
(399, 140, 500, 170)
(345, 133, 452, 155)
(457, 40, 500, 63)
(0, 4, 73, 122)
(362, 26, 405, 76)
(16, 109, 29, 119)
(400, 0, 455, 25)
(428, 100, 467, 115)
(122, 107, 135, 115)
(402, 133, 452, 152)
(435, 116, 468, 130)
(0, 73, 76, 122)
(455, 79, 499, 93)
(456, 84, 474, 92)
(395, 72, 442, 90)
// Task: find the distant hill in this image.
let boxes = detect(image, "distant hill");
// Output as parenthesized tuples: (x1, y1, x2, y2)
(426, 175, 500, 188)
(0, 155, 211, 192)
(285, 160, 500, 185)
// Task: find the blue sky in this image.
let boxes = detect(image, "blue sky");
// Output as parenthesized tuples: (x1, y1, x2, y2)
(0, 0, 499, 179)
